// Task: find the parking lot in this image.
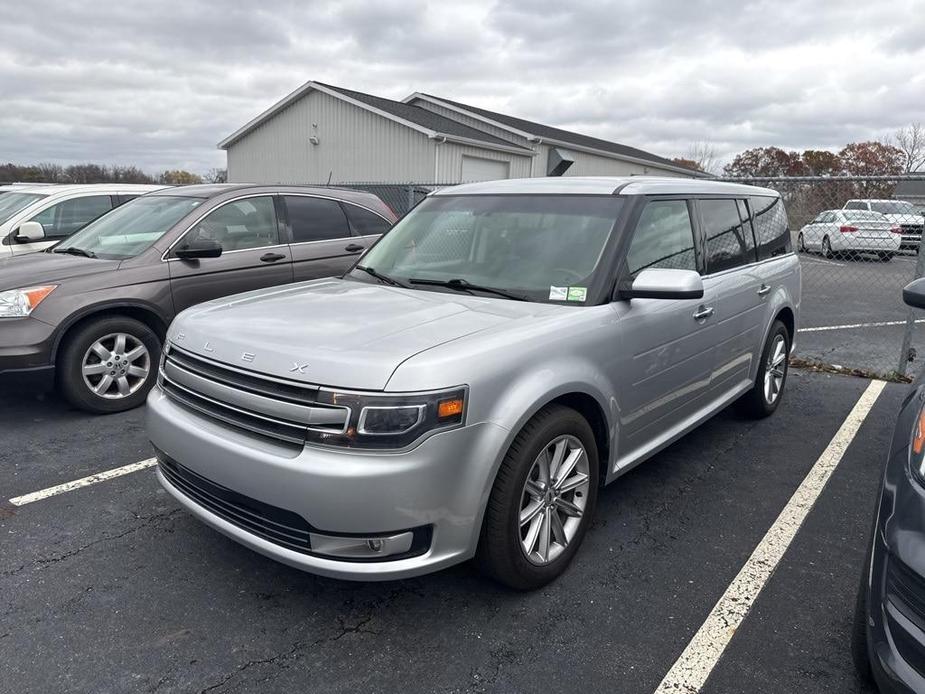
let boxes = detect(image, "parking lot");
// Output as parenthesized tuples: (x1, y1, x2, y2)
(0, 368, 903, 693)
(797, 250, 924, 376)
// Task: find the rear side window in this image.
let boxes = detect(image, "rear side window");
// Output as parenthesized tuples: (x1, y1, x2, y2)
(284, 196, 350, 243)
(750, 196, 792, 260)
(30, 195, 113, 239)
(344, 204, 391, 236)
(844, 201, 867, 211)
(185, 196, 279, 252)
(701, 198, 756, 273)
(626, 200, 697, 276)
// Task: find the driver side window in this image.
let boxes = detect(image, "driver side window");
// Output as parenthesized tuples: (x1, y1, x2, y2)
(186, 197, 278, 252)
(626, 200, 697, 277)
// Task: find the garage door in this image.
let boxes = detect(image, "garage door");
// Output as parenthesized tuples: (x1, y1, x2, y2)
(461, 156, 510, 182)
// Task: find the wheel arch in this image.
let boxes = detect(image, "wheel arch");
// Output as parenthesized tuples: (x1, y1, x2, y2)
(51, 301, 170, 363)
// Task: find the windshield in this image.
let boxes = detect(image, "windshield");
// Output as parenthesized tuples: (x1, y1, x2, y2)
(870, 201, 917, 215)
(843, 210, 887, 222)
(54, 195, 203, 259)
(0, 192, 46, 224)
(351, 194, 623, 303)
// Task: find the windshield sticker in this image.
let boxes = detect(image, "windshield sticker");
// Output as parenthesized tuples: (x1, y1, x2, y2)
(549, 286, 568, 301)
(567, 287, 587, 302)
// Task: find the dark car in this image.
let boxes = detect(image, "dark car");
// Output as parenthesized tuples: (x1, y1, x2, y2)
(0, 184, 395, 413)
(853, 277, 925, 692)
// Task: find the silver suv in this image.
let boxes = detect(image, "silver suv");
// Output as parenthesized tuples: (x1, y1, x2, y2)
(148, 177, 801, 589)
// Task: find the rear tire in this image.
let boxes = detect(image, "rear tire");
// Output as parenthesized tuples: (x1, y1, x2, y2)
(879, 252, 893, 262)
(739, 320, 790, 419)
(57, 316, 162, 414)
(477, 405, 599, 590)
(822, 236, 834, 259)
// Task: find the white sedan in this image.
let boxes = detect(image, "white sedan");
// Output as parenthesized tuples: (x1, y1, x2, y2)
(798, 209, 901, 260)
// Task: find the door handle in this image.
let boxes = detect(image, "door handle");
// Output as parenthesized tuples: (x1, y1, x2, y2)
(692, 306, 714, 321)
(344, 243, 365, 253)
(757, 284, 771, 296)
(260, 252, 287, 262)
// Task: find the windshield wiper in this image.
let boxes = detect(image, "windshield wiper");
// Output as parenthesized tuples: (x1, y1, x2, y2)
(354, 265, 409, 288)
(408, 277, 528, 302)
(53, 246, 97, 258)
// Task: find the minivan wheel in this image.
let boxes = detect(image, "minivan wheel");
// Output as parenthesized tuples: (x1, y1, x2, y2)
(477, 404, 599, 590)
(58, 316, 162, 414)
(739, 320, 790, 418)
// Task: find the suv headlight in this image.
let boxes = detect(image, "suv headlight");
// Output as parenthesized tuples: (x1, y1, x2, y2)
(306, 386, 467, 450)
(0, 285, 57, 318)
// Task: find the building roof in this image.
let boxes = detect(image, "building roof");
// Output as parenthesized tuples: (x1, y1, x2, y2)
(895, 180, 925, 198)
(218, 81, 531, 154)
(409, 93, 703, 175)
(434, 176, 776, 197)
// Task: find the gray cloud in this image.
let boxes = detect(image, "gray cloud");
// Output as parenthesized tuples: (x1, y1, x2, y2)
(0, 0, 923, 174)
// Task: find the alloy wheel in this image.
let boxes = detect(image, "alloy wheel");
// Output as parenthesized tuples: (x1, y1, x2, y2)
(81, 332, 151, 399)
(518, 434, 590, 565)
(764, 334, 787, 405)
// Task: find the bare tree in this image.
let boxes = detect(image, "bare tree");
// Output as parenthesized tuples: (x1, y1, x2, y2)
(895, 122, 925, 172)
(688, 141, 719, 175)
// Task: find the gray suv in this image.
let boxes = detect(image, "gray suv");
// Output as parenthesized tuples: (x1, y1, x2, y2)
(0, 184, 395, 412)
(148, 177, 801, 589)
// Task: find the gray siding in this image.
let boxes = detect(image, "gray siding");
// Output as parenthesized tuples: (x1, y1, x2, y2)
(228, 90, 436, 184)
(436, 142, 532, 181)
(535, 144, 691, 178)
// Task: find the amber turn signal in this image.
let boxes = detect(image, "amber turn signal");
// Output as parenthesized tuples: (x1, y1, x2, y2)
(437, 398, 464, 419)
(914, 409, 925, 455)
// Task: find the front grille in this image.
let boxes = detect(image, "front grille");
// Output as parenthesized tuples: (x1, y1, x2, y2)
(886, 556, 925, 678)
(159, 346, 349, 446)
(157, 451, 433, 562)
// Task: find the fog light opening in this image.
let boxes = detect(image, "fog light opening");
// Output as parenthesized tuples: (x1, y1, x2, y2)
(367, 539, 384, 553)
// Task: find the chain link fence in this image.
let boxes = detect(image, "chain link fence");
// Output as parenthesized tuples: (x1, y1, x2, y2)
(326, 176, 925, 380)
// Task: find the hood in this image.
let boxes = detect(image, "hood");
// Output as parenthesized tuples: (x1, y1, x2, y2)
(170, 278, 563, 390)
(0, 251, 121, 291)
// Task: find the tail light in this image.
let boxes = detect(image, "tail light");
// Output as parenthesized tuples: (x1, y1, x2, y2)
(891, 225, 902, 234)
(839, 225, 858, 233)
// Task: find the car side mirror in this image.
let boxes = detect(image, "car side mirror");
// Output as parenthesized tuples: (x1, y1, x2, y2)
(14, 221, 45, 243)
(903, 278, 925, 310)
(619, 268, 704, 300)
(175, 237, 223, 259)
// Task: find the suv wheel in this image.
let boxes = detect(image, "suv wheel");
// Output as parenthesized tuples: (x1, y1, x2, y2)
(739, 320, 790, 418)
(58, 316, 161, 414)
(477, 404, 599, 590)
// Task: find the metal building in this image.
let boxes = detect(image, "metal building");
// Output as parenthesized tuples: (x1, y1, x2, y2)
(219, 82, 706, 184)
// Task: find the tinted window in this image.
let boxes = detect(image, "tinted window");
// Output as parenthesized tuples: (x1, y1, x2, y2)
(844, 201, 867, 211)
(626, 200, 697, 276)
(701, 198, 755, 273)
(750, 196, 791, 260)
(31, 195, 113, 239)
(186, 196, 278, 252)
(285, 196, 350, 243)
(344, 204, 391, 236)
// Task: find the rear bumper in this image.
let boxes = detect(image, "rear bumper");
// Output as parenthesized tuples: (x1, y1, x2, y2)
(147, 386, 511, 581)
(829, 235, 901, 253)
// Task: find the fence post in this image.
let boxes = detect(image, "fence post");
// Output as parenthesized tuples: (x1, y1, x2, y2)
(898, 216, 925, 377)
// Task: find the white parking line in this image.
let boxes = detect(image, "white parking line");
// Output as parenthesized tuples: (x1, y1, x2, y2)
(653, 379, 886, 694)
(8, 458, 157, 507)
(799, 318, 925, 333)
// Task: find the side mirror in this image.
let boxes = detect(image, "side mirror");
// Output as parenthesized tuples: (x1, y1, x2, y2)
(14, 221, 45, 243)
(620, 268, 704, 300)
(903, 277, 925, 310)
(175, 237, 223, 259)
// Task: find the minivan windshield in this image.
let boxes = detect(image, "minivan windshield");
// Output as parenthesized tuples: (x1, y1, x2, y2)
(351, 194, 623, 303)
(870, 201, 918, 215)
(0, 192, 46, 224)
(52, 195, 203, 260)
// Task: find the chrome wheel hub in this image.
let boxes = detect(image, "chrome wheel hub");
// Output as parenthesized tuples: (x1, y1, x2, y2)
(518, 434, 590, 565)
(81, 332, 151, 399)
(763, 334, 787, 404)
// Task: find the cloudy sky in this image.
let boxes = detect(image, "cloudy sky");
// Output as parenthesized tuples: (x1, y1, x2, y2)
(1, 0, 923, 174)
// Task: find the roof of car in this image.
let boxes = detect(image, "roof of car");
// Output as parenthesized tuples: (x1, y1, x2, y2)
(432, 176, 779, 197)
(148, 183, 392, 208)
(0, 183, 166, 195)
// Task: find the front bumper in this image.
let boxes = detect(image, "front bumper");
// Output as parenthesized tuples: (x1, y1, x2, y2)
(147, 386, 511, 581)
(0, 316, 56, 389)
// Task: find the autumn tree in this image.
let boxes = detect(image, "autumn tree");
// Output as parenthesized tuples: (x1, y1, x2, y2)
(159, 169, 203, 185)
(671, 157, 702, 172)
(801, 150, 842, 176)
(723, 147, 806, 177)
(838, 141, 904, 176)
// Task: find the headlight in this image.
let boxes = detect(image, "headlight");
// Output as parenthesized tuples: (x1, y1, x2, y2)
(305, 386, 467, 450)
(913, 401, 925, 482)
(0, 285, 57, 318)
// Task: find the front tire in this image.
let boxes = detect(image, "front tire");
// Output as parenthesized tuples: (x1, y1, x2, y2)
(57, 316, 162, 414)
(822, 236, 834, 259)
(477, 405, 599, 590)
(851, 545, 874, 682)
(739, 320, 790, 418)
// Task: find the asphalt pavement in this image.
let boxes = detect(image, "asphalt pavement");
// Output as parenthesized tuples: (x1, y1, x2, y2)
(0, 370, 904, 693)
